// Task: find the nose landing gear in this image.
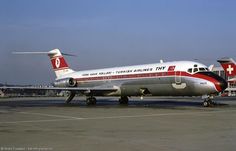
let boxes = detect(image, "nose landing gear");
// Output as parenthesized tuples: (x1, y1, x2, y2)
(202, 95, 215, 107)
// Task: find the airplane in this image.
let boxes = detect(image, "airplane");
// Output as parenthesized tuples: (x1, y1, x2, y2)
(1, 49, 227, 107)
(217, 57, 236, 82)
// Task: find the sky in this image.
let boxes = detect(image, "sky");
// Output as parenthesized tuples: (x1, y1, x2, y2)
(0, 0, 236, 85)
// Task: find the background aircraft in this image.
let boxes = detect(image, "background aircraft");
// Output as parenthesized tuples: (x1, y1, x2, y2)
(218, 58, 236, 82)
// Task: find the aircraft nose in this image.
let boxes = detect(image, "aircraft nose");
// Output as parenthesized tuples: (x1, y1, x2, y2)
(218, 79, 228, 92)
(213, 76, 228, 92)
(209, 72, 228, 92)
(197, 72, 227, 93)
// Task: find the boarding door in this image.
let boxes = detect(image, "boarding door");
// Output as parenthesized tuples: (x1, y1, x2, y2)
(175, 71, 182, 84)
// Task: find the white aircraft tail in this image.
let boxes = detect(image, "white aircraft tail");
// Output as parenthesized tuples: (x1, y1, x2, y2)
(13, 49, 75, 78)
(47, 49, 74, 77)
(217, 57, 236, 76)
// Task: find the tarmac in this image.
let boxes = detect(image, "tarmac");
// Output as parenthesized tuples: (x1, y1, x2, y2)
(0, 96, 236, 151)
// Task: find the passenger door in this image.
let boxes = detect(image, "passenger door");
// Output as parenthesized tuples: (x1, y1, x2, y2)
(175, 71, 182, 84)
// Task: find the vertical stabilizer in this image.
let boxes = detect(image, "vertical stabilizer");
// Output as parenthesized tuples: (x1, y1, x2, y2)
(217, 58, 236, 76)
(48, 49, 74, 78)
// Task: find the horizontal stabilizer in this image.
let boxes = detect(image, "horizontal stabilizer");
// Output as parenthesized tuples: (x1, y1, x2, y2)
(12, 49, 76, 78)
(217, 57, 236, 64)
(12, 50, 76, 57)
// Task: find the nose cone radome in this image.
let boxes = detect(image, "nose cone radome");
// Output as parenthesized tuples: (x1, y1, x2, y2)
(218, 78, 228, 92)
(213, 75, 228, 92)
(209, 72, 228, 92)
(197, 72, 228, 93)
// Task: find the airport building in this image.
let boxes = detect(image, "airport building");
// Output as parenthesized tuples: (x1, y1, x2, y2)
(212, 66, 236, 96)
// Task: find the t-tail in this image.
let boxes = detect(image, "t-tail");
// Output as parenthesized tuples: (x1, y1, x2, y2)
(217, 57, 236, 76)
(13, 49, 75, 78)
(48, 49, 74, 78)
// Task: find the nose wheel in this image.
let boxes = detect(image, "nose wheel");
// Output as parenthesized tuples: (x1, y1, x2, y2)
(203, 98, 215, 107)
(202, 95, 216, 107)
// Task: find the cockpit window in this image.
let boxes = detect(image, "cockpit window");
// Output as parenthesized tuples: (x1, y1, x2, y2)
(193, 68, 198, 72)
(188, 68, 192, 73)
(187, 67, 208, 74)
(199, 68, 205, 71)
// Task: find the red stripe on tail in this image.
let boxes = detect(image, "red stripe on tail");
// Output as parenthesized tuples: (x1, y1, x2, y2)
(50, 56, 69, 70)
(220, 63, 236, 76)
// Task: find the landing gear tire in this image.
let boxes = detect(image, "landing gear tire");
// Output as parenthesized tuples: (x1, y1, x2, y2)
(119, 96, 129, 105)
(203, 100, 210, 107)
(86, 97, 97, 105)
(65, 92, 75, 104)
(203, 99, 214, 107)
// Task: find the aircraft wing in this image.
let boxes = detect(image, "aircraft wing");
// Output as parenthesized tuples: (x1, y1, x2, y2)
(0, 86, 119, 96)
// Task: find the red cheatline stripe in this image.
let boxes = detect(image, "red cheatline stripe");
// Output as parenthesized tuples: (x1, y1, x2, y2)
(74, 71, 221, 92)
(194, 73, 222, 92)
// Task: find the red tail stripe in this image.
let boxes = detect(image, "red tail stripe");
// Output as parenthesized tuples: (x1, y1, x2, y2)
(50, 56, 69, 70)
(220, 63, 236, 76)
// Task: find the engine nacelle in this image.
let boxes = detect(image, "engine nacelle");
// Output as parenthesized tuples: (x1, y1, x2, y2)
(54, 78, 77, 87)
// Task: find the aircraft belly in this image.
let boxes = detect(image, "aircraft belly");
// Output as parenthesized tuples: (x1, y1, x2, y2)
(77, 76, 205, 97)
(120, 77, 196, 96)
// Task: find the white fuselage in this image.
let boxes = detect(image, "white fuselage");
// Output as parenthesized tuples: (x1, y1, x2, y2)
(55, 61, 226, 97)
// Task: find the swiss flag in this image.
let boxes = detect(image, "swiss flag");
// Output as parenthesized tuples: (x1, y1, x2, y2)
(221, 63, 236, 76)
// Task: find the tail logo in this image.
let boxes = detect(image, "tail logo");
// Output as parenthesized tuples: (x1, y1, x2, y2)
(50, 56, 69, 70)
(227, 65, 234, 75)
(55, 57, 61, 69)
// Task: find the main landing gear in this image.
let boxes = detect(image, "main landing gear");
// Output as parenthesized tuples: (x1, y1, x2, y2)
(86, 96, 97, 105)
(119, 96, 129, 105)
(66, 95, 128, 106)
(202, 95, 215, 107)
(86, 96, 129, 105)
(65, 91, 97, 105)
(65, 92, 75, 104)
